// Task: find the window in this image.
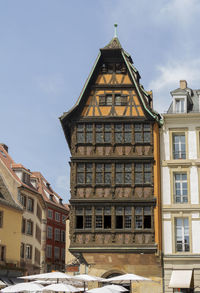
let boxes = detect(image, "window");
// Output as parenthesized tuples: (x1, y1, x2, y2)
(76, 208, 83, 229)
(95, 163, 111, 184)
(48, 209, 53, 219)
(61, 230, 65, 242)
(115, 207, 132, 229)
(135, 207, 152, 229)
(175, 98, 185, 113)
(0, 246, 6, 261)
(174, 173, 188, 203)
(25, 244, 32, 259)
(99, 95, 112, 106)
(47, 226, 53, 239)
(95, 206, 111, 229)
(173, 134, 186, 159)
(20, 194, 26, 208)
(36, 204, 42, 221)
(55, 212, 60, 222)
(115, 163, 132, 184)
(77, 124, 93, 143)
(54, 247, 60, 260)
(20, 243, 25, 258)
(62, 214, 66, 223)
(55, 228, 60, 241)
(95, 124, 111, 143)
(35, 248, 40, 264)
(84, 207, 92, 229)
(61, 248, 65, 261)
(114, 95, 128, 106)
(75, 207, 92, 229)
(46, 245, 52, 258)
(36, 225, 41, 243)
(27, 198, 34, 212)
(77, 163, 92, 184)
(0, 211, 3, 228)
(22, 218, 26, 234)
(22, 172, 30, 185)
(134, 163, 152, 184)
(26, 220, 33, 235)
(114, 124, 132, 144)
(134, 124, 151, 143)
(175, 218, 189, 252)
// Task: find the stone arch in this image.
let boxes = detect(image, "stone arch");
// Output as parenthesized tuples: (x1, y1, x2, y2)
(101, 269, 125, 279)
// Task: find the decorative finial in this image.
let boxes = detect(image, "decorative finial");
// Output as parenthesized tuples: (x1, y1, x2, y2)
(114, 24, 118, 38)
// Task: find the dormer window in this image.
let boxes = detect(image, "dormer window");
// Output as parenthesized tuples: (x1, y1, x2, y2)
(175, 98, 185, 113)
(22, 172, 30, 185)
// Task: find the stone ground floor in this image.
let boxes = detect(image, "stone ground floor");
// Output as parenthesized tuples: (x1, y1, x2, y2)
(163, 257, 200, 293)
(81, 252, 163, 293)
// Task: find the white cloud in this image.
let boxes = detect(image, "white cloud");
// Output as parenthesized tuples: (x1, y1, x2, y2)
(36, 74, 65, 95)
(148, 57, 200, 113)
(159, 0, 200, 26)
(149, 58, 200, 91)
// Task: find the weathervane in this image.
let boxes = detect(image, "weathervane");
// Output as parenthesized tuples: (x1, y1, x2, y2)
(114, 24, 118, 38)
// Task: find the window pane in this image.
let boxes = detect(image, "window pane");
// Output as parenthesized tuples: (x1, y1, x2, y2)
(135, 215, 142, 229)
(116, 164, 123, 171)
(124, 133, 131, 143)
(125, 215, 132, 228)
(86, 173, 92, 183)
(77, 173, 84, 184)
(77, 133, 84, 143)
(105, 133, 111, 143)
(125, 173, 131, 184)
(96, 173, 103, 184)
(96, 133, 103, 143)
(95, 216, 102, 228)
(86, 133, 92, 143)
(135, 173, 142, 184)
(115, 133, 123, 143)
(116, 173, 123, 184)
(105, 173, 111, 184)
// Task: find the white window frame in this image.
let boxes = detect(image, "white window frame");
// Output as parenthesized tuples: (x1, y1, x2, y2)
(25, 244, 32, 259)
(46, 245, 52, 258)
(48, 209, 53, 219)
(174, 173, 188, 203)
(54, 228, 60, 241)
(55, 212, 60, 222)
(54, 247, 60, 259)
(173, 133, 186, 159)
(47, 226, 53, 239)
(175, 218, 190, 252)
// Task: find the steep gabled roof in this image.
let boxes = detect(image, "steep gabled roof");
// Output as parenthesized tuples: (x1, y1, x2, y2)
(0, 174, 22, 211)
(60, 36, 162, 132)
(32, 171, 69, 212)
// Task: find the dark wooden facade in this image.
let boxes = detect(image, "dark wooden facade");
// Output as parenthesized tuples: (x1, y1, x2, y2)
(60, 37, 162, 276)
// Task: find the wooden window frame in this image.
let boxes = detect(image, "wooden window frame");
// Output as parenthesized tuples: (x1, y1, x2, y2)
(115, 163, 132, 185)
(134, 163, 152, 185)
(134, 206, 153, 230)
(134, 123, 151, 144)
(77, 163, 93, 185)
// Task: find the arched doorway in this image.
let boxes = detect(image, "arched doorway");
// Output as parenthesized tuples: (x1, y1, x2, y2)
(101, 271, 130, 293)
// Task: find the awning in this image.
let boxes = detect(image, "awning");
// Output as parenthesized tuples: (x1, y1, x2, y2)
(169, 270, 193, 288)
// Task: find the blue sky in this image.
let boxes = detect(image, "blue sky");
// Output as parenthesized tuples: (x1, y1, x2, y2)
(0, 0, 200, 202)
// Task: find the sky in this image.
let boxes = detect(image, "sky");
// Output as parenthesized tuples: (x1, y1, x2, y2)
(0, 0, 200, 203)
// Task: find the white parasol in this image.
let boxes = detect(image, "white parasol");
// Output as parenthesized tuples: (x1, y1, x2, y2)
(41, 283, 82, 292)
(1, 282, 43, 292)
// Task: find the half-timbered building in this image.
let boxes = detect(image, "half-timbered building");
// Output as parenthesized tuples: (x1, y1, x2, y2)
(60, 35, 162, 292)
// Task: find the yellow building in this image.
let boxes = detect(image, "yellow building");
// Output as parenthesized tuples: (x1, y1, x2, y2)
(61, 33, 163, 292)
(0, 173, 23, 281)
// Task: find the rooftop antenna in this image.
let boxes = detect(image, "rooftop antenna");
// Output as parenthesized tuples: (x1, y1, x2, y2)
(114, 23, 118, 38)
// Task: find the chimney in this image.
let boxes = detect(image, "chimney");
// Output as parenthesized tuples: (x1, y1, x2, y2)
(180, 80, 187, 90)
(0, 144, 8, 153)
